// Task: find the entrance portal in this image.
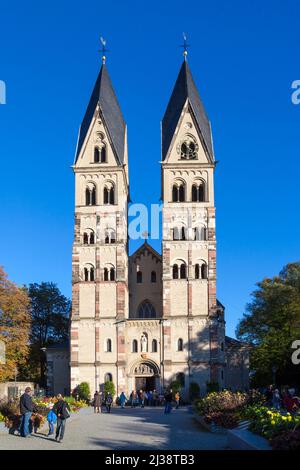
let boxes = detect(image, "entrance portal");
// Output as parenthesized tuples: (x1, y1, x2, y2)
(131, 360, 159, 392)
(135, 376, 156, 392)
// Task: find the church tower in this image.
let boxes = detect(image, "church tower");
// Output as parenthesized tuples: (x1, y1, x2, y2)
(161, 56, 226, 392)
(70, 56, 129, 393)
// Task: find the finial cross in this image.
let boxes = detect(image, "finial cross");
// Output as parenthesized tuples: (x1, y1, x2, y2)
(180, 32, 190, 60)
(100, 37, 109, 64)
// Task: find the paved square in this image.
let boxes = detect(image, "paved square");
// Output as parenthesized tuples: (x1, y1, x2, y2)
(0, 407, 228, 450)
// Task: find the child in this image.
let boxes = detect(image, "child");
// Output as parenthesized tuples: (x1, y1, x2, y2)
(47, 404, 57, 436)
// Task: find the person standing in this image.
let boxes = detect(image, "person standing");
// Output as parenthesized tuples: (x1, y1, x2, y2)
(272, 389, 281, 410)
(175, 391, 180, 409)
(93, 391, 101, 413)
(19, 387, 37, 438)
(53, 394, 71, 443)
(47, 404, 57, 436)
(119, 391, 127, 409)
(148, 390, 153, 406)
(106, 393, 113, 413)
(164, 389, 173, 414)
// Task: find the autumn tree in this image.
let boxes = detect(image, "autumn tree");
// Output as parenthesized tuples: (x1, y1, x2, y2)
(0, 267, 31, 382)
(26, 282, 70, 386)
(236, 262, 300, 387)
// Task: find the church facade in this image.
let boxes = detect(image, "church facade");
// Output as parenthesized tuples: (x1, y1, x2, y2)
(70, 52, 245, 398)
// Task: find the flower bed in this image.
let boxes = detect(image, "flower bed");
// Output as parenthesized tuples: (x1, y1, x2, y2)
(195, 390, 300, 449)
(194, 390, 264, 429)
(0, 396, 87, 434)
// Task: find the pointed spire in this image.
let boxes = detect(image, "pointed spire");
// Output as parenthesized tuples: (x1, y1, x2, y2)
(74, 48, 126, 165)
(161, 59, 214, 162)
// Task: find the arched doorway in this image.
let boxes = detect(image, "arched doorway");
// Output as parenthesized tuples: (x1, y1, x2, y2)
(130, 360, 160, 392)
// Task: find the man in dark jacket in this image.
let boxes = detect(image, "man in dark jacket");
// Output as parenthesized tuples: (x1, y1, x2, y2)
(164, 389, 173, 414)
(93, 391, 101, 413)
(53, 394, 71, 443)
(19, 387, 37, 437)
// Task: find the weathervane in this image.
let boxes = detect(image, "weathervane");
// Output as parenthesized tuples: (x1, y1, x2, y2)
(100, 37, 109, 64)
(180, 32, 190, 60)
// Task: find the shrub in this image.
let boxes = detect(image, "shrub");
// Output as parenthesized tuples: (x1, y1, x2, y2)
(189, 382, 200, 401)
(0, 412, 5, 422)
(248, 408, 300, 440)
(170, 380, 182, 394)
(104, 380, 116, 398)
(196, 390, 249, 416)
(75, 382, 91, 402)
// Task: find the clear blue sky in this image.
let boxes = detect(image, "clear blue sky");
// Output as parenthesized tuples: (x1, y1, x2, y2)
(0, 0, 299, 337)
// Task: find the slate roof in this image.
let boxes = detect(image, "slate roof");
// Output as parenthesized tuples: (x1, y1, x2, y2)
(162, 60, 214, 161)
(74, 64, 126, 165)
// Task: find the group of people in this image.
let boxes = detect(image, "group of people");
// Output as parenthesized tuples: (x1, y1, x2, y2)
(92, 388, 181, 413)
(19, 387, 70, 443)
(265, 385, 300, 413)
(92, 391, 113, 413)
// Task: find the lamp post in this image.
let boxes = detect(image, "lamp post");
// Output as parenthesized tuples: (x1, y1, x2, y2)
(40, 347, 47, 395)
(272, 365, 277, 386)
(14, 367, 18, 398)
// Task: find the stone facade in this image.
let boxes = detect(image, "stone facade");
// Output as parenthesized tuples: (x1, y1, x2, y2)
(69, 57, 248, 399)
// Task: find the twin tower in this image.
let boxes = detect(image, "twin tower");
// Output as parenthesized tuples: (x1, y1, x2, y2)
(70, 53, 226, 397)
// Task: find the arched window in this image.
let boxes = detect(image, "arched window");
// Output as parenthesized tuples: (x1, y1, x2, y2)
(94, 147, 100, 163)
(106, 339, 112, 353)
(195, 263, 200, 279)
(104, 187, 109, 204)
(85, 188, 91, 206)
(83, 230, 95, 245)
(172, 181, 186, 202)
(172, 264, 179, 279)
(201, 263, 208, 279)
(83, 265, 95, 282)
(192, 181, 206, 202)
(177, 338, 184, 351)
(137, 271, 142, 284)
(104, 184, 115, 205)
(180, 263, 186, 279)
(179, 184, 185, 202)
(91, 187, 96, 205)
(194, 226, 207, 241)
(137, 300, 156, 319)
(85, 183, 97, 205)
(100, 146, 106, 163)
(172, 185, 178, 202)
(110, 187, 115, 205)
(151, 271, 156, 283)
(132, 339, 138, 353)
(152, 339, 158, 353)
(181, 227, 186, 241)
(104, 265, 116, 281)
(176, 372, 185, 387)
(104, 373, 112, 383)
(104, 229, 116, 244)
(192, 184, 198, 202)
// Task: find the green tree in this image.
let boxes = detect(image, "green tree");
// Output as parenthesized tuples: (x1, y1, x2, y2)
(170, 380, 182, 394)
(75, 382, 91, 402)
(0, 267, 31, 381)
(26, 282, 71, 386)
(236, 262, 300, 387)
(104, 380, 116, 398)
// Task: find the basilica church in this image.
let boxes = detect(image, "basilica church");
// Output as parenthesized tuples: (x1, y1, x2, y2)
(66, 48, 249, 399)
